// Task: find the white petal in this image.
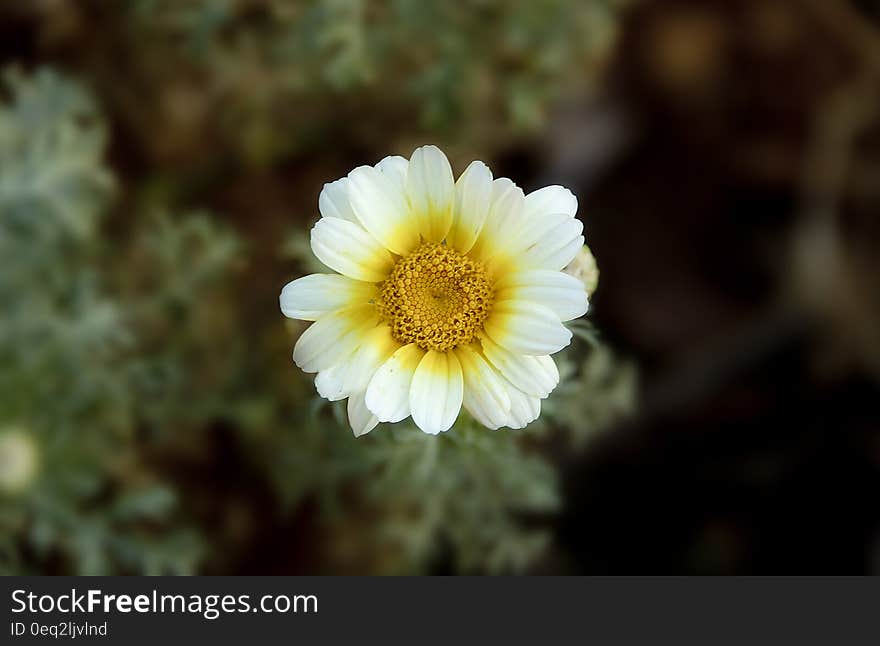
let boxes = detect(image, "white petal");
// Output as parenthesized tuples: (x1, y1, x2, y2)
(470, 177, 525, 261)
(348, 391, 379, 438)
(347, 164, 419, 256)
(280, 274, 377, 321)
(310, 217, 394, 282)
(463, 396, 504, 431)
(406, 145, 455, 243)
(292, 305, 378, 373)
(375, 155, 409, 195)
(518, 217, 584, 271)
(410, 350, 464, 435)
(536, 354, 560, 386)
(365, 343, 425, 423)
(483, 300, 572, 355)
(514, 212, 573, 251)
(449, 160, 493, 253)
(456, 345, 511, 430)
(503, 384, 542, 429)
(341, 324, 401, 395)
(318, 178, 357, 222)
(494, 270, 588, 321)
(524, 185, 578, 220)
(480, 336, 559, 398)
(314, 363, 349, 401)
(314, 326, 399, 403)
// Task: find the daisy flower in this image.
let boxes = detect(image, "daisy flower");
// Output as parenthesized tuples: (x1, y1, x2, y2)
(281, 146, 588, 437)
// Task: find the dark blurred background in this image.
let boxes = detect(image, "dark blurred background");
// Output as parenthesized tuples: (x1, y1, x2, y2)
(0, 0, 878, 574)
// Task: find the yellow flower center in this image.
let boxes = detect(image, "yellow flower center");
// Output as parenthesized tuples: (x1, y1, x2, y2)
(376, 242, 494, 352)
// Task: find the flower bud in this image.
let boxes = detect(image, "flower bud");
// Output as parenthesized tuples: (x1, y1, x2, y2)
(563, 244, 599, 296)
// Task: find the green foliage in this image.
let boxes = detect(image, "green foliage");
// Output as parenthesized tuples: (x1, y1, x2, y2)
(245, 400, 559, 573)
(548, 324, 638, 449)
(0, 68, 204, 575)
(0, 67, 113, 243)
(113, 0, 629, 164)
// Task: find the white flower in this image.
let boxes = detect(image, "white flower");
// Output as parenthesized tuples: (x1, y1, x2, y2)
(281, 145, 588, 436)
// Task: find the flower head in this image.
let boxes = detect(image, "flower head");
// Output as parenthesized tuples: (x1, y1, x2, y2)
(281, 146, 588, 436)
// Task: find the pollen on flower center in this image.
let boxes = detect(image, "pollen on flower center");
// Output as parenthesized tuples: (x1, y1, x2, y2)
(376, 241, 494, 352)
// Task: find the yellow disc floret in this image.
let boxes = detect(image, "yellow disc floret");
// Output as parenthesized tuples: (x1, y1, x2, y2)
(377, 242, 494, 352)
